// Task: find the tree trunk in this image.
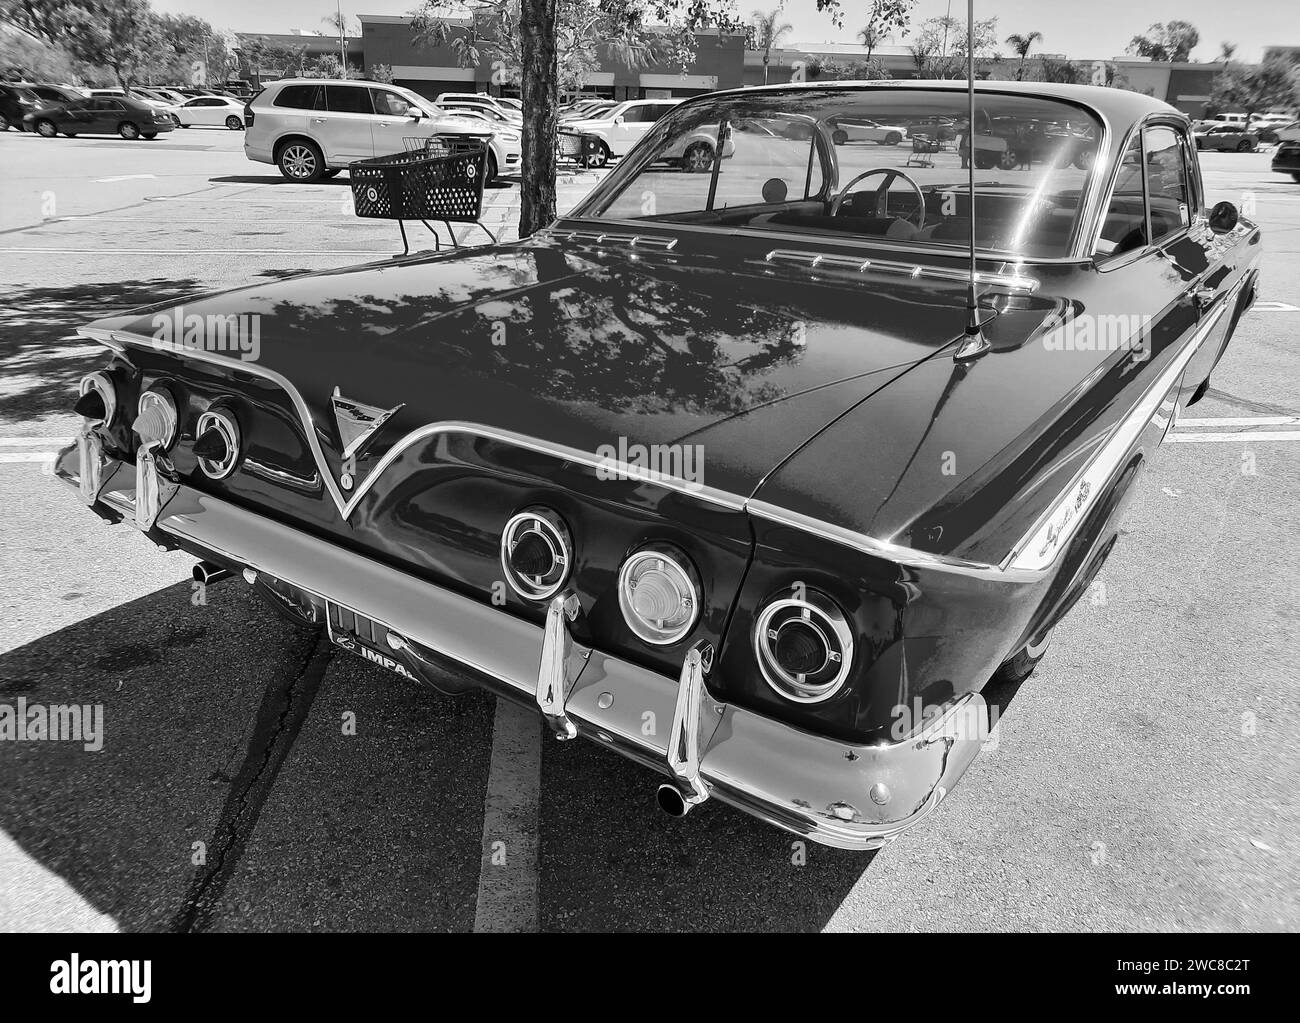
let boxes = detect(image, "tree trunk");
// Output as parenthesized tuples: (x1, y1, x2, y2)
(519, 0, 559, 239)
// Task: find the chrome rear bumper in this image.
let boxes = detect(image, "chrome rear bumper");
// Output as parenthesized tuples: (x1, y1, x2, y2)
(55, 445, 987, 850)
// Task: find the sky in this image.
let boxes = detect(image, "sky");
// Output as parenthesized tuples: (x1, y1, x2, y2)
(149, 0, 1296, 63)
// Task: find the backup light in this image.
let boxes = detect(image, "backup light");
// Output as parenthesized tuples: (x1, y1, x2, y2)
(618, 545, 700, 646)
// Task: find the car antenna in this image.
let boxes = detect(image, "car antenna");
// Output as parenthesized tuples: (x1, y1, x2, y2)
(954, 0, 992, 361)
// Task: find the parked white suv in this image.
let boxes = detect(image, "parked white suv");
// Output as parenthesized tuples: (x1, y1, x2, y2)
(562, 98, 680, 166)
(434, 92, 521, 123)
(245, 79, 521, 182)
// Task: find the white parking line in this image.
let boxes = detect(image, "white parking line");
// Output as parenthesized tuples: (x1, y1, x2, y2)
(0, 247, 393, 256)
(0, 452, 56, 463)
(96, 174, 156, 183)
(473, 699, 541, 933)
(1166, 431, 1300, 443)
(1177, 417, 1298, 427)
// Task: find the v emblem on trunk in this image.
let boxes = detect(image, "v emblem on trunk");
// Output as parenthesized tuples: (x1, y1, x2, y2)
(331, 387, 405, 462)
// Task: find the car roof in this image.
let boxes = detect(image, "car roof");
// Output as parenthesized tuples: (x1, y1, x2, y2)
(696, 79, 1178, 130)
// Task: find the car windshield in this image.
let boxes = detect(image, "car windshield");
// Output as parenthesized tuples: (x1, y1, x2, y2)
(577, 86, 1105, 259)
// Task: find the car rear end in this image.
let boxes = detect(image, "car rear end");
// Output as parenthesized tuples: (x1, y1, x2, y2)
(242, 87, 278, 166)
(1273, 139, 1300, 180)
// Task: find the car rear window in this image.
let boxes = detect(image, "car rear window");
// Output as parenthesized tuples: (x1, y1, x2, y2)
(326, 85, 373, 114)
(273, 84, 322, 110)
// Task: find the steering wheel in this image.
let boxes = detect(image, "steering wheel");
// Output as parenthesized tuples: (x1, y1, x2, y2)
(830, 167, 927, 229)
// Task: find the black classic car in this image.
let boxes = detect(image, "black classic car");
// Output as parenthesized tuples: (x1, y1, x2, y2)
(57, 82, 1259, 849)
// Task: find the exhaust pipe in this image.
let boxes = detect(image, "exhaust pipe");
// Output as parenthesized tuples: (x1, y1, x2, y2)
(655, 783, 696, 818)
(192, 561, 231, 585)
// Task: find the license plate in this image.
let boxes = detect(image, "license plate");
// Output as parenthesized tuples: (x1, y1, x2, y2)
(326, 602, 415, 680)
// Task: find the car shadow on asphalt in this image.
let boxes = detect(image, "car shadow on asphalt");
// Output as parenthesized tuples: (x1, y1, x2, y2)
(0, 279, 206, 426)
(208, 174, 349, 187)
(0, 580, 493, 932)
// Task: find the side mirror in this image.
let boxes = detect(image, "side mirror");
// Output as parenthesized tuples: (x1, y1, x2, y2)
(1209, 200, 1239, 235)
(614, 115, 625, 125)
(406, 105, 422, 119)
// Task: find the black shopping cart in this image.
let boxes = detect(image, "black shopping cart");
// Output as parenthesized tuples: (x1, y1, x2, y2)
(349, 134, 499, 255)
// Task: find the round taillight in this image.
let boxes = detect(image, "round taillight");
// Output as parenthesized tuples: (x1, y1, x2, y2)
(134, 388, 178, 450)
(194, 407, 241, 479)
(617, 545, 700, 646)
(754, 590, 853, 703)
(76, 372, 116, 426)
(500, 508, 572, 600)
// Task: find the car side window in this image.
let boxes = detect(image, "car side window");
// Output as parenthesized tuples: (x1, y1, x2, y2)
(1143, 125, 1192, 242)
(370, 89, 410, 116)
(1095, 133, 1146, 257)
(274, 84, 322, 110)
(620, 105, 646, 123)
(326, 85, 373, 115)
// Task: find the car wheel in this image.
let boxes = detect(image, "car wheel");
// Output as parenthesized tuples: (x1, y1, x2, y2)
(998, 150, 1018, 170)
(35, 119, 57, 138)
(885, 131, 902, 146)
(585, 142, 610, 168)
(831, 128, 848, 146)
(118, 122, 140, 140)
(992, 629, 1052, 685)
(277, 140, 325, 182)
(1292, 173, 1300, 183)
(1236, 139, 1252, 152)
(487, 151, 499, 182)
(1073, 147, 1095, 170)
(225, 115, 243, 130)
(0, 113, 9, 131)
(682, 141, 713, 173)
(974, 152, 998, 170)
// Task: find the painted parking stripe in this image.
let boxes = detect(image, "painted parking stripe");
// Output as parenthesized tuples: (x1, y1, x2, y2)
(1166, 431, 1300, 443)
(96, 174, 157, 183)
(0, 452, 56, 463)
(0, 247, 395, 256)
(1251, 301, 1300, 312)
(473, 699, 541, 933)
(0, 437, 71, 446)
(1177, 417, 1298, 427)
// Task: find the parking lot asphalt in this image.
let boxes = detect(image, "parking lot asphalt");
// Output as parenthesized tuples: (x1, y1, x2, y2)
(0, 126, 1296, 932)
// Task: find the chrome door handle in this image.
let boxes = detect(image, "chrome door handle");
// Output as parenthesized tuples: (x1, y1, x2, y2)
(1191, 286, 1216, 310)
(311, 117, 326, 124)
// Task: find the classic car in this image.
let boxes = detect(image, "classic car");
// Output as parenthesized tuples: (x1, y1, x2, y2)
(56, 81, 1260, 850)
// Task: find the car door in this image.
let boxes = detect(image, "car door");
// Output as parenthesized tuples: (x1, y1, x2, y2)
(606, 103, 646, 154)
(88, 98, 122, 133)
(368, 87, 424, 156)
(321, 84, 374, 164)
(1091, 125, 1202, 434)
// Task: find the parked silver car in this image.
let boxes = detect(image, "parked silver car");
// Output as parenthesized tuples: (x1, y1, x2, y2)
(1194, 124, 1258, 152)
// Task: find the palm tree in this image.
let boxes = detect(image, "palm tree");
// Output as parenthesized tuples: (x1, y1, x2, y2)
(1005, 31, 1043, 81)
(858, 24, 883, 62)
(752, 8, 794, 87)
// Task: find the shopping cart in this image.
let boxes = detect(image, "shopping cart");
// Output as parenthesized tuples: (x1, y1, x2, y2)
(557, 129, 604, 168)
(349, 134, 499, 255)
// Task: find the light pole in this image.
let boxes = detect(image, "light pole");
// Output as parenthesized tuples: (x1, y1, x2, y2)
(337, 0, 347, 78)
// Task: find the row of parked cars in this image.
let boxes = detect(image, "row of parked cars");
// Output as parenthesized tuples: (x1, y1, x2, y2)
(0, 80, 252, 138)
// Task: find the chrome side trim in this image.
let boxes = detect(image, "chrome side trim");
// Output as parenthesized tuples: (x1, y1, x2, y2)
(545, 229, 678, 251)
(746, 499, 1035, 582)
(763, 249, 1040, 292)
(1005, 284, 1237, 571)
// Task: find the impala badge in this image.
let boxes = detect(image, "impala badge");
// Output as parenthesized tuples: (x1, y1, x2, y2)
(330, 387, 404, 461)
